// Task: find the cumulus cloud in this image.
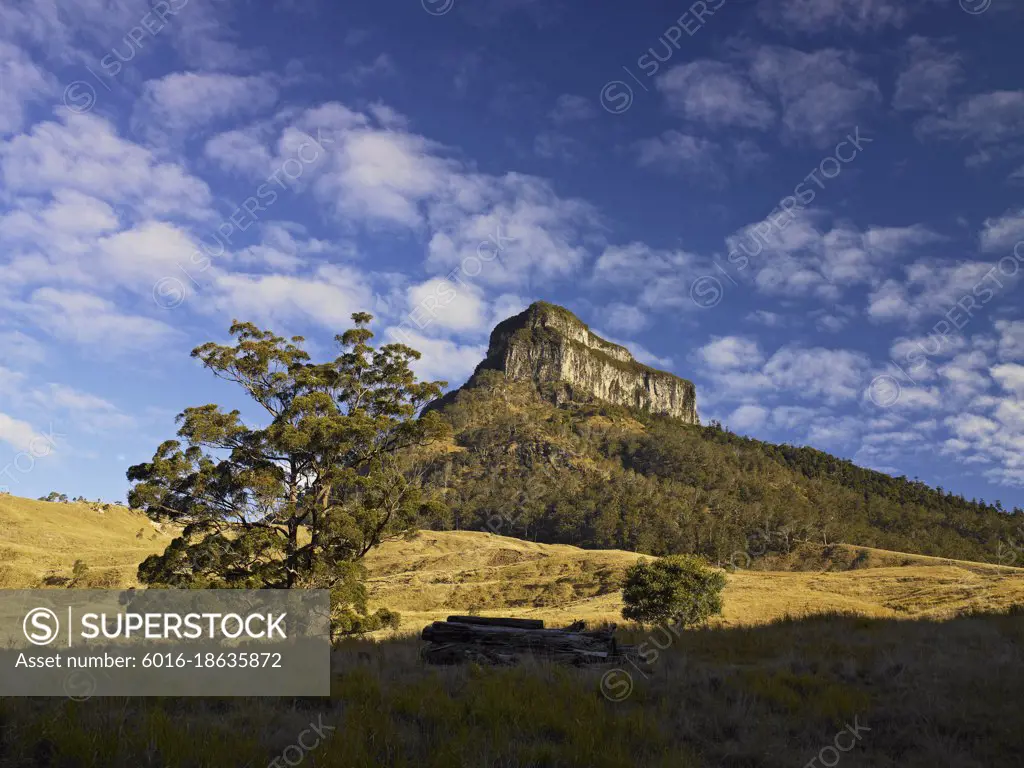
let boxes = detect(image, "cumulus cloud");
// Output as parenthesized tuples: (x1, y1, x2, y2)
(698, 336, 764, 370)
(657, 61, 775, 130)
(133, 72, 279, 143)
(747, 46, 880, 147)
(726, 210, 942, 301)
(763, 346, 870, 403)
(0, 112, 212, 220)
(893, 37, 963, 113)
(758, 0, 937, 34)
(549, 94, 596, 125)
(603, 303, 648, 334)
(728, 404, 769, 431)
(980, 209, 1024, 253)
(17, 288, 178, 351)
(918, 91, 1024, 148)
(0, 41, 53, 137)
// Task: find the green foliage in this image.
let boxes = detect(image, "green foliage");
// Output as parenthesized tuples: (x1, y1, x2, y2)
(71, 559, 89, 583)
(621, 554, 725, 626)
(128, 314, 449, 632)
(419, 376, 1022, 565)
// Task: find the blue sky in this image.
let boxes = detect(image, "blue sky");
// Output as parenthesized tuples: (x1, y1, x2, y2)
(0, 0, 1023, 509)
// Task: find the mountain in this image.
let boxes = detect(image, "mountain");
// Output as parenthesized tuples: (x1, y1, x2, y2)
(426, 302, 697, 422)
(418, 302, 1022, 566)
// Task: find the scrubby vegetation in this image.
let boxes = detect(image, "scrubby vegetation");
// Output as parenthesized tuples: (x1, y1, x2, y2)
(3, 607, 1020, 767)
(419, 373, 1021, 565)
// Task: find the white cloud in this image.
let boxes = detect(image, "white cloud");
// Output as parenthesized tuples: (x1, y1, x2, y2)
(309, 112, 454, 228)
(992, 363, 1024, 398)
(0, 330, 46, 366)
(590, 242, 709, 314)
(133, 72, 279, 142)
(0, 112, 212, 220)
(0, 411, 46, 454)
(407, 278, 487, 334)
(994, 320, 1024, 361)
(918, 91, 1024, 147)
(18, 288, 177, 351)
(35, 384, 135, 433)
(426, 175, 599, 288)
(699, 336, 763, 371)
(867, 260, 1014, 323)
(729, 404, 768, 431)
(533, 132, 580, 162)
(727, 212, 941, 300)
(204, 128, 276, 177)
(657, 61, 775, 130)
(344, 53, 395, 84)
(603, 303, 647, 334)
(746, 310, 785, 328)
(207, 265, 374, 330)
(383, 327, 486, 388)
(758, 0, 933, 34)
(633, 131, 722, 178)
(95, 220, 201, 290)
(206, 102, 600, 289)
(0, 41, 53, 136)
(893, 37, 963, 113)
(763, 346, 870, 403)
(549, 94, 596, 125)
(980, 208, 1024, 253)
(748, 46, 880, 147)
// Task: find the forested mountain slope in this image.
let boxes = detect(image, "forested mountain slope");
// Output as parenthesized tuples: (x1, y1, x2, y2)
(418, 372, 1021, 566)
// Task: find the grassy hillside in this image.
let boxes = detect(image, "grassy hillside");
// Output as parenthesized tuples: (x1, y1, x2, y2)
(0, 494, 176, 588)
(364, 530, 1024, 631)
(4, 496, 1022, 630)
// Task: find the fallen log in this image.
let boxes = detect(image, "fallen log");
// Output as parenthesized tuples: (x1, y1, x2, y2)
(421, 618, 627, 666)
(422, 622, 613, 652)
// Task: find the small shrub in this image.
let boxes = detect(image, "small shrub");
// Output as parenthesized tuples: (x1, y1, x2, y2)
(69, 560, 90, 586)
(621, 554, 725, 627)
(850, 549, 870, 570)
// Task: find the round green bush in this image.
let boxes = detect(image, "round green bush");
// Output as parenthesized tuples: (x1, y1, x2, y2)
(621, 554, 725, 627)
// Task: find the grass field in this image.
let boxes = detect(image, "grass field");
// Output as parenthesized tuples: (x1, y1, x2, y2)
(2, 608, 1020, 766)
(0, 495, 176, 588)
(3, 496, 1024, 631)
(1, 495, 1022, 766)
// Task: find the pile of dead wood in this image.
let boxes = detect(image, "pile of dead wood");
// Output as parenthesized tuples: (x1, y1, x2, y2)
(421, 615, 634, 666)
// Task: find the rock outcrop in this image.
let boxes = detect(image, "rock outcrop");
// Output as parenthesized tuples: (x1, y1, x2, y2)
(429, 302, 698, 422)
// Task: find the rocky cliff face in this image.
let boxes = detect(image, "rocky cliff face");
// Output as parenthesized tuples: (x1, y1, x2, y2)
(435, 302, 698, 422)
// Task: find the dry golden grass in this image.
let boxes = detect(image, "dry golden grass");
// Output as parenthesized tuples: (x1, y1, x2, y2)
(2, 495, 1022, 766)
(2, 495, 1022, 630)
(365, 530, 1024, 632)
(0, 494, 176, 588)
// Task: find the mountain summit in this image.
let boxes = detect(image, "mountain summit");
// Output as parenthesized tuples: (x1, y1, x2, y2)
(430, 302, 698, 422)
